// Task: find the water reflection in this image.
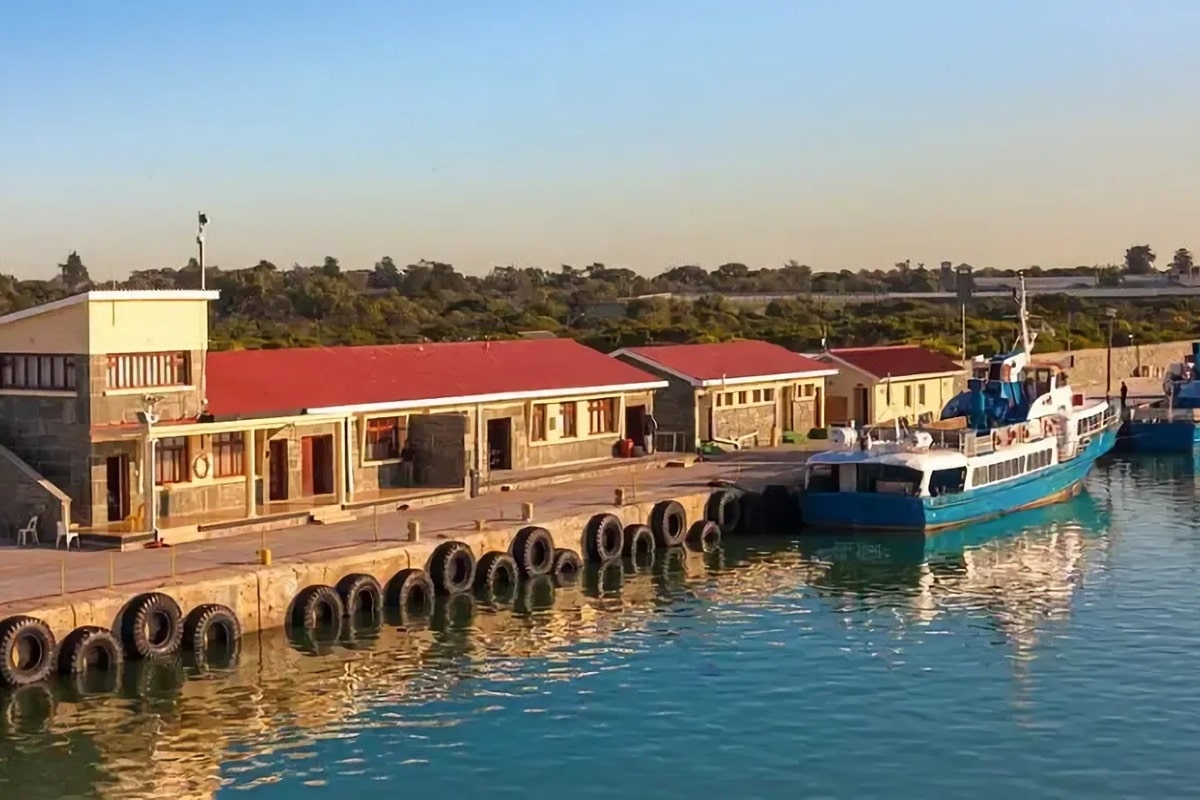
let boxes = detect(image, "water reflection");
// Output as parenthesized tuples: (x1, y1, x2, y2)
(0, 492, 1115, 799)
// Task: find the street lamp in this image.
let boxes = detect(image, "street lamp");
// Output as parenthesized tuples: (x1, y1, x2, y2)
(1104, 307, 1117, 402)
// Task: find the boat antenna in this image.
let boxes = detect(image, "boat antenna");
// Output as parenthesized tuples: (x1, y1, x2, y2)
(1015, 272, 1035, 354)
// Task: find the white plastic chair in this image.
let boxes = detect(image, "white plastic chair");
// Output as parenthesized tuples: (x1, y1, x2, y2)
(16, 516, 38, 547)
(55, 521, 79, 551)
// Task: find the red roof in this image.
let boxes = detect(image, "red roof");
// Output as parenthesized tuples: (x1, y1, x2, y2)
(205, 339, 664, 418)
(615, 340, 833, 384)
(828, 345, 963, 379)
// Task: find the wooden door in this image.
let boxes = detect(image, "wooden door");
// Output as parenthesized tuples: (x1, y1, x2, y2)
(268, 439, 289, 501)
(300, 436, 315, 496)
(311, 435, 334, 495)
(105, 454, 130, 522)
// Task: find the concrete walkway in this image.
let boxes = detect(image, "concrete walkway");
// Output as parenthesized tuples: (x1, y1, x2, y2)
(0, 448, 813, 608)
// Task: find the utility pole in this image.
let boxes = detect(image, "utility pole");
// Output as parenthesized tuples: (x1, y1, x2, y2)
(197, 212, 208, 291)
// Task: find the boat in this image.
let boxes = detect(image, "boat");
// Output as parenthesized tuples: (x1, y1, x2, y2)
(800, 274, 1119, 532)
(1118, 343, 1200, 452)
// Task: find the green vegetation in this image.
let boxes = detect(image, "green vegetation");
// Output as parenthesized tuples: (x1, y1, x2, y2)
(0, 251, 1198, 356)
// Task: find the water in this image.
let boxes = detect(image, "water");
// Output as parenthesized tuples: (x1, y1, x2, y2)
(3, 455, 1200, 799)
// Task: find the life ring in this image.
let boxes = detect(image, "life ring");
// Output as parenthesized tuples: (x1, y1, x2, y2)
(1007, 429, 1017, 445)
(1000, 364, 1012, 382)
(993, 432, 1002, 449)
(192, 454, 211, 480)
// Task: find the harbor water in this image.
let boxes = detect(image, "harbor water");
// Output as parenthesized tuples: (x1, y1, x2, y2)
(3, 455, 1199, 799)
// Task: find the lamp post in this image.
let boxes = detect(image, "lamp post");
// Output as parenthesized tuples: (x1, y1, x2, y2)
(139, 396, 163, 537)
(1104, 307, 1117, 401)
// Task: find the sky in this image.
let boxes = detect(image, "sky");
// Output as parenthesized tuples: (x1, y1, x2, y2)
(2, 0, 1199, 282)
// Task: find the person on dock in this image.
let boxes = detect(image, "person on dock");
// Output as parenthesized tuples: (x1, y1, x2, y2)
(643, 413, 658, 455)
(1120, 381, 1128, 410)
(399, 440, 415, 487)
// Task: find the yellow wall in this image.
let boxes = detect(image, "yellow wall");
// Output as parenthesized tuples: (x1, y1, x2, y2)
(0, 304, 88, 354)
(871, 376, 956, 423)
(88, 297, 209, 355)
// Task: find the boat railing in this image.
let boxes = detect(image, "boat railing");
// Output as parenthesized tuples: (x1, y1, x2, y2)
(868, 424, 1015, 456)
(1125, 406, 1200, 425)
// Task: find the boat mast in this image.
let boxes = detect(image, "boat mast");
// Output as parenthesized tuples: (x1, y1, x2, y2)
(1015, 272, 1035, 355)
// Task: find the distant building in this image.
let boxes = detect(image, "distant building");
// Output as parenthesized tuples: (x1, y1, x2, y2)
(819, 345, 965, 427)
(611, 341, 837, 450)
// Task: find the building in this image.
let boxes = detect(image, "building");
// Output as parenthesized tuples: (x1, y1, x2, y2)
(611, 340, 837, 450)
(0, 290, 666, 542)
(819, 345, 965, 426)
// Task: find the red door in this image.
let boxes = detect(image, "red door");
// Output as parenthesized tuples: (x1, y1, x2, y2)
(300, 436, 315, 496)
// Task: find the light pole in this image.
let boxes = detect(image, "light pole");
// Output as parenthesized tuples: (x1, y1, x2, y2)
(197, 212, 208, 291)
(1104, 307, 1117, 402)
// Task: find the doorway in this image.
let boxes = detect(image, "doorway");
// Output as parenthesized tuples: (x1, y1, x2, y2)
(487, 418, 513, 471)
(105, 454, 129, 523)
(268, 439, 289, 501)
(301, 434, 335, 496)
(853, 387, 870, 427)
(624, 404, 646, 443)
(814, 387, 824, 428)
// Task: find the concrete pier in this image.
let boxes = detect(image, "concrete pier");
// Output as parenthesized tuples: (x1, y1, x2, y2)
(0, 449, 811, 642)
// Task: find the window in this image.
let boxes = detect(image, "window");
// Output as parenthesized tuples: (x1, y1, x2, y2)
(213, 432, 245, 478)
(903, 386, 913, 407)
(0, 354, 76, 391)
(724, 392, 734, 406)
(155, 436, 189, 485)
(715, 394, 724, 407)
(107, 352, 188, 390)
(365, 416, 402, 461)
(801, 383, 814, 397)
(531, 404, 547, 441)
(588, 398, 616, 434)
(561, 402, 577, 437)
(753, 389, 762, 403)
(918, 384, 926, 405)
(763, 388, 775, 402)
(737, 391, 747, 405)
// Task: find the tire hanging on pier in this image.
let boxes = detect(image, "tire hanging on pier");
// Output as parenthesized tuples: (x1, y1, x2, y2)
(58, 625, 122, 677)
(291, 585, 345, 633)
(622, 523, 656, 570)
(705, 489, 742, 535)
(550, 548, 584, 587)
(510, 526, 555, 577)
(121, 592, 184, 660)
(475, 551, 519, 601)
(650, 500, 687, 547)
(736, 491, 765, 535)
(429, 541, 478, 594)
(584, 513, 624, 563)
(585, 559, 625, 597)
(686, 520, 721, 553)
(182, 604, 242, 664)
(385, 568, 435, 616)
(336, 574, 384, 621)
(761, 485, 797, 532)
(516, 573, 556, 614)
(0, 615, 57, 688)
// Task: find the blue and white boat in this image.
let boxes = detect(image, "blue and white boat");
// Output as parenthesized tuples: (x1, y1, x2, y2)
(1119, 343, 1200, 452)
(801, 275, 1119, 532)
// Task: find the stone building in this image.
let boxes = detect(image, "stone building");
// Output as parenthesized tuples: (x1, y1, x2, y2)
(0, 290, 665, 545)
(819, 345, 966, 427)
(611, 341, 836, 451)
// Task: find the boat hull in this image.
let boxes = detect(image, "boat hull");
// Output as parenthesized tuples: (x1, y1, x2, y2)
(1118, 420, 1200, 453)
(801, 426, 1117, 533)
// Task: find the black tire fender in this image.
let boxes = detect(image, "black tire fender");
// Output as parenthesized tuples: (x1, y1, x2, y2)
(705, 489, 742, 535)
(182, 604, 242, 658)
(385, 568, 435, 615)
(737, 491, 765, 535)
(58, 625, 123, 676)
(0, 616, 56, 687)
(649, 500, 687, 547)
(550, 548, 584, 586)
(622, 523, 656, 559)
(475, 551, 519, 593)
(291, 585, 345, 631)
(686, 520, 721, 553)
(583, 513, 624, 562)
(430, 541, 477, 594)
(335, 573, 384, 620)
(510, 526, 555, 577)
(121, 592, 183, 660)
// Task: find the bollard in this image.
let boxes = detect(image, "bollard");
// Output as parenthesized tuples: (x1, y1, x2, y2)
(520, 502, 533, 522)
(108, 553, 115, 588)
(614, 488, 626, 506)
(260, 547, 272, 566)
(474, 519, 486, 532)
(407, 519, 421, 542)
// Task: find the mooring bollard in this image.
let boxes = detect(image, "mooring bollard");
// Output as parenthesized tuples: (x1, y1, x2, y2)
(614, 488, 626, 506)
(474, 519, 486, 532)
(520, 502, 533, 522)
(407, 519, 421, 542)
(260, 547, 272, 566)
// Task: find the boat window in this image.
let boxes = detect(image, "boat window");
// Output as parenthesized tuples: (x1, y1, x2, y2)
(929, 467, 965, 496)
(855, 463, 922, 495)
(807, 464, 838, 492)
(1020, 455, 1027, 472)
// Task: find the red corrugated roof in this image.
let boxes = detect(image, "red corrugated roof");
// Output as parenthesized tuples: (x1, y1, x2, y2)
(616, 340, 832, 383)
(205, 339, 664, 418)
(828, 345, 964, 379)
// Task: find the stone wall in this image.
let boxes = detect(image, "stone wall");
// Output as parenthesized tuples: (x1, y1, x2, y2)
(1032, 339, 1194, 393)
(713, 403, 778, 446)
(408, 413, 468, 489)
(613, 357, 697, 450)
(791, 398, 816, 433)
(0, 444, 72, 542)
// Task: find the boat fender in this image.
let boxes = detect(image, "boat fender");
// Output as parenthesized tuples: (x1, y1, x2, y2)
(649, 500, 687, 547)
(182, 604, 242, 662)
(58, 625, 123, 677)
(510, 526, 555, 577)
(622, 523, 656, 566)
(0, 615, 57, 687)
(550, 548, 584, 586)
(737, 491, 765, 535)
(290, 585, 345, 632)
(705, 489, 742, 535)
(474, 551, 519, 599)
(686, 520, 721, 554)
(121, 592, 184, 659)
(334, 574, 383, 621)
(582, 514, 623, 563)
(429, 541, 478, 594)
(384, 568, 435, 616)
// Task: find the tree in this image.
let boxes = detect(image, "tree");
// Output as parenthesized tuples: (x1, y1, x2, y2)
(58, 251, 91, 291)
(1124, 245, 1156, 275)
(1169, 248, 1194, 278)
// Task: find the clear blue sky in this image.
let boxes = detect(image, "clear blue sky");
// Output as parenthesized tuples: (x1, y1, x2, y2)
(2, 0, 1198, 281)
